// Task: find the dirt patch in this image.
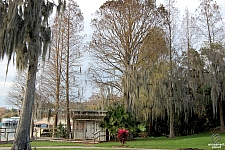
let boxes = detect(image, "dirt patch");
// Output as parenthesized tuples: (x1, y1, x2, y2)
(112, 145, 129, 148)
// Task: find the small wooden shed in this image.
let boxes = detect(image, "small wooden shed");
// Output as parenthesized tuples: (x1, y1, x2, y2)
(71, 110, 107, 141)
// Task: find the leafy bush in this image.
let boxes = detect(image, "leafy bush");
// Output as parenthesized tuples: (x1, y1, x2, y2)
(57, 122, 67, 138)
(100, 105, 140, 140)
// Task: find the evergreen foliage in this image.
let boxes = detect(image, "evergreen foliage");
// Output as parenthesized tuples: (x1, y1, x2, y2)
(100, 105, 140, 139)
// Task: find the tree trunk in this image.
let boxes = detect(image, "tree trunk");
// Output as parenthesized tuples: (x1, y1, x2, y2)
(66, 15, 71, 139)
(11, 43, 39, 150)
(54, 33, 62, 130)
(54, 112, 58, 130)
(30, 119, 34, 140)
(148, 108, 153, 136)
(123, 74, 130, 112)
(218, 98, 224, 130)
(66, 52, 71, 138)
(169, 106, 175, 138)
(66, 101, 71, 138)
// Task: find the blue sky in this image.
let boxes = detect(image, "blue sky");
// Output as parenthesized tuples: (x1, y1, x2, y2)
(0, 0, 225, 108)
(0, 59, 16, 108)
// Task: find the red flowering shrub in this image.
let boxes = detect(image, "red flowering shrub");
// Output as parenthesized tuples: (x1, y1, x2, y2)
(117, 128, 129, 145)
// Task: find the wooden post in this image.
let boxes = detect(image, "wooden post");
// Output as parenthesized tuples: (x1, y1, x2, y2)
(99, 131, 100, 142)
(0, 128, 1, 143)
(6, 133, 8, 143)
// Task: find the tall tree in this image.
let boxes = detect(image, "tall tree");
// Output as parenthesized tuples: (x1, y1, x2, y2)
(41, 0, 84, 137)
(0, 0, 65, 149)
(90, 0, 164, 113)
(196, 0, 224, 45)
(158, 0, 180, 138)
(60, 0, 84, 138)
(201, 43, 225, 130)
(133, 27, 168, 136)
(196, 0, 225, 130)
(179, 8, 208, 133)
(52, 14, 64, 130)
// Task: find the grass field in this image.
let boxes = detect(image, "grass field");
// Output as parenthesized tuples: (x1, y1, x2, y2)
(1, 131, 225, 149)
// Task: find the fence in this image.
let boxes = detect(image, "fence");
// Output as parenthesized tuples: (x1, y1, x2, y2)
(0, 127, 16, 143)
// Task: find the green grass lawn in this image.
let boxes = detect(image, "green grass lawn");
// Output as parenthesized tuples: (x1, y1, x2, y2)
(1, 131, 225, 149)
(97, 132, 225, 149)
